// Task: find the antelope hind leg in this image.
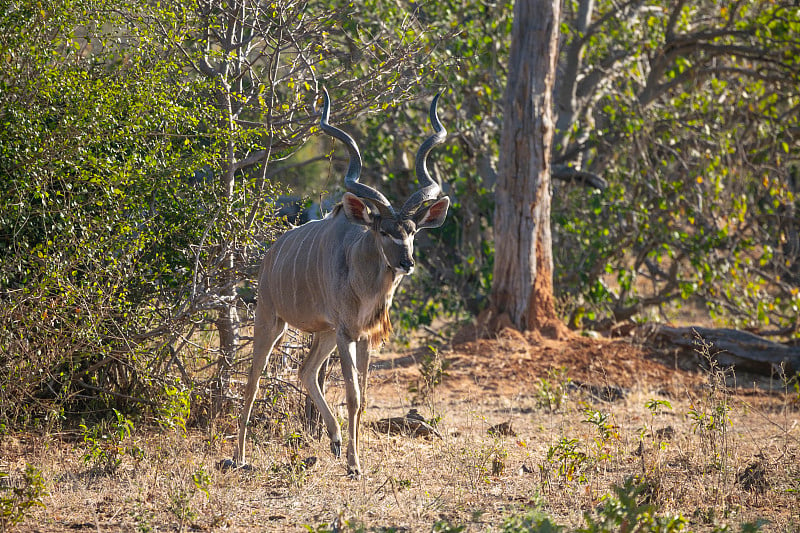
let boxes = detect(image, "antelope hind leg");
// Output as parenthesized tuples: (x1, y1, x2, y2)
(235, 312, 286, 466)
(298, 330, 340, 457)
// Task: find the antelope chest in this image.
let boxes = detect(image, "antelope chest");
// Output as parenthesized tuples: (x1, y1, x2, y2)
(355, 273, 402, 332)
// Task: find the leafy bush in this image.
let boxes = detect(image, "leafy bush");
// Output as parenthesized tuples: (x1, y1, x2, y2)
(79, 409, 143, 475)
(0, 464, 48, 530)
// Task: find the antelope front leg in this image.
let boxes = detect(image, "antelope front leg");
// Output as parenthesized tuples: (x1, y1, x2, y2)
(337, 331, 362, 478)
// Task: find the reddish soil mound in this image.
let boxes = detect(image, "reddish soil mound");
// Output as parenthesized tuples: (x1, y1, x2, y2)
(372, 327, 710, 405)
(406, 328, 702, 398)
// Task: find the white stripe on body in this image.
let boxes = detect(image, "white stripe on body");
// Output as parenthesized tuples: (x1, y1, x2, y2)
(307, 225, 323, 306)
(291, 223, 318, 310)
(269, 232, 292, 282)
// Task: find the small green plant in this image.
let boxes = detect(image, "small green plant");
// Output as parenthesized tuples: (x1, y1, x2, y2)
(168, 468, 211, 528)
(392, 477, 412, 490)
(544, 437, 589, 484)
(535, 367, 571, 412)
(191, 468, 211, 499)
(80, 409, 143, 474)
(687, 333, 736, 515)
(283, 443, 315, 486)
(0, 464, 48, 530)
(645, 399, 673, 417)
(643, 399, 674, 448)
(687, 340, 732, 470)
(432, 519, 467, 533)
(156, 381, 191, 435)
(502, 508, 564, 532)
(582, 408, 619, 463)
(131, 501, 156, 533)
(578, 477, 688, 532)
(492, 446, 509, 476)
(688, 400, 731, 457)
(168, 487, 196, 526)
(778, 365, 800, 406)
(456, 441, 507, 490)
(302, 524, 335, 533)
(410, 345, 450, 407)
(709, 520, 769, 532)
(502, 479, 765, 532)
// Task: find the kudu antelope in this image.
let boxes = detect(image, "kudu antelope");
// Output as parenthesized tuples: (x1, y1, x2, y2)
(234, 89, 450, 477)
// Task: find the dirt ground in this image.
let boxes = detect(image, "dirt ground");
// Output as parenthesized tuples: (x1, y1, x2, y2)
(402, 328, 697, 395)
(3, 328, 799, 532)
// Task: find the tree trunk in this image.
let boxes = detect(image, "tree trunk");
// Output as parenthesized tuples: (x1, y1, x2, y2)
(214, 256, 239, 417)
(213, 87, 240, 417)
(489, 0, 568, 338)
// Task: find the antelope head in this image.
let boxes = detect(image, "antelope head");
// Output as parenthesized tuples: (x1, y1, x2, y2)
(320, 88, 451, 277)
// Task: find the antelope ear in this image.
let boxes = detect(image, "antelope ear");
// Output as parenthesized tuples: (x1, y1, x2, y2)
(341, 192, 374, 226)
(414, 196, 450, 229)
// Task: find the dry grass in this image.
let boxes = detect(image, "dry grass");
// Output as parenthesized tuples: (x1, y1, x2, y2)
(2, 333, 799, 532)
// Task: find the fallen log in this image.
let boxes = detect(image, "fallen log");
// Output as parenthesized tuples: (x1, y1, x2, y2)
(650, 325, 800, 376)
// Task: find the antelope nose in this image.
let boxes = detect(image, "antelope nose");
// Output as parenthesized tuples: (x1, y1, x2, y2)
(399, 258, 415, 274)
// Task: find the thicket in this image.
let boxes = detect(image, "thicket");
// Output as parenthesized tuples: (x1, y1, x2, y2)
(1, 0, 799, 431)
(385, 0, 800, 335)
(0, 0, 441, 428)
(0, 1, 228, 427)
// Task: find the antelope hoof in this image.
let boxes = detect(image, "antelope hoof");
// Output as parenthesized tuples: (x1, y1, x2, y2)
(217, 458, 237, 471)
(330, 440, 341, 458)
(217, 458, 255, 472)
(347, 466, 362, 480)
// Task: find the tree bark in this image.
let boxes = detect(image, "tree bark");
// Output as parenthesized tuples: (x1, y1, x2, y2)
(489, 0, 568, 337)
(213, 86, 240, 417)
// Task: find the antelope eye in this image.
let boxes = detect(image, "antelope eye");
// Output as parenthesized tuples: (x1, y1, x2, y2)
(379, 230, 389, 237)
